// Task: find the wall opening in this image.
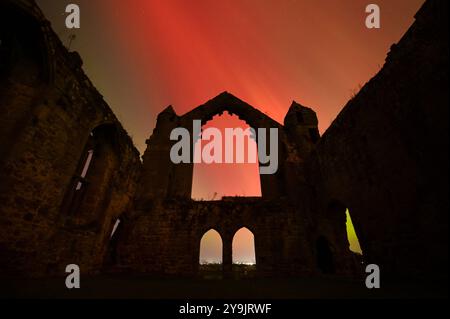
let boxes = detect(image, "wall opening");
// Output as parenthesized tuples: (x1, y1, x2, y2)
(199, 229, 223, 265)
(76, 149, 94, 190)
(104, 217, 123, 267)
(191, 111, 261, 200)
(199, 229, 223, 279)
(328, 200, 363, 256)
(316, 236, 335, 274)
(232, 227, 256, 278)
(346, 209, 363, 255)
(61, 124, 119, 220)
(110, 218, 121, 238)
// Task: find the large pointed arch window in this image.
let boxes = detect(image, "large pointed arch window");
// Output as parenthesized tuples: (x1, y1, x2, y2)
(191, 112, 261, 200)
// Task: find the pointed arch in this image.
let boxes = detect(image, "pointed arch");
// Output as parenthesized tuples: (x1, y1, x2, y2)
(181, 92, 282, 131)
(199, 229, 223, 265)
(60, 123, 121, 223)
(232, 227, 256, 265)
(191, 111, 262, 200)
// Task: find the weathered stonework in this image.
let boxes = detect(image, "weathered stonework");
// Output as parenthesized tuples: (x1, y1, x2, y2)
(115, 91, 357, 278)
(306, 0, 449, 278)
(0, 0, 142, 277)
(0, 0, 447, 281)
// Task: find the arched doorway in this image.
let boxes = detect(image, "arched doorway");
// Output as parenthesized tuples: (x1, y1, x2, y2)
(316, 236, 335, 274)
(199, 229, 223, 279)
(232, 227, 256, 278)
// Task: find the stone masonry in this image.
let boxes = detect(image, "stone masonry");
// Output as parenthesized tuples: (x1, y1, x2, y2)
(0, 0, 447, 280)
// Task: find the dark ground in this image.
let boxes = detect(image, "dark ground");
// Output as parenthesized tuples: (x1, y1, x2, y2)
(1, 272, 447, 299)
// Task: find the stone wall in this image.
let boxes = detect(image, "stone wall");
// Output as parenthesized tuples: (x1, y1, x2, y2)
(308, 0, 448, 278)
(0, 0, 446, 281)
(118, 196, 357, 277)
(118, 92, 358, 278)
(0, 0, 142, 277)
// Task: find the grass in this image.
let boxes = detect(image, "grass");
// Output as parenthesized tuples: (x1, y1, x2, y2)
(199, 263, 257, 280)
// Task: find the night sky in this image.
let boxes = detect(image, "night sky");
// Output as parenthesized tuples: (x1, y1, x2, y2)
(36, 0, 424, 260)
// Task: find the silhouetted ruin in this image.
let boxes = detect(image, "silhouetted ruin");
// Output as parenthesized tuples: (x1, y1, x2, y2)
(0, 0, 448, 281)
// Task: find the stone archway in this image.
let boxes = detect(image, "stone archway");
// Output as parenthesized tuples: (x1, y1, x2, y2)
(232, 227, 256, 278)
(191, 111, 262, 200)
(232, 227, 256, 265)
(199, 229, 223, 279)
(120, 92, 323, 278)
(140, 92, 289, 202)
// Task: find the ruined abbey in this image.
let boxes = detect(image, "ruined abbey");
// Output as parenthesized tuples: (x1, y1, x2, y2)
(0, 0, 448, 282)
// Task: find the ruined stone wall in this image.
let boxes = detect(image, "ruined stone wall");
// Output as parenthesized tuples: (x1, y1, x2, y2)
(0, 0, 142, 277)
(119, 198, 314, 277)
(2, 0, 441, 281)
(135, 92, 296, 203)
(119, 188, 357, 277)
(308, 0, 448, 278)
(118, 92, 358, 278)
